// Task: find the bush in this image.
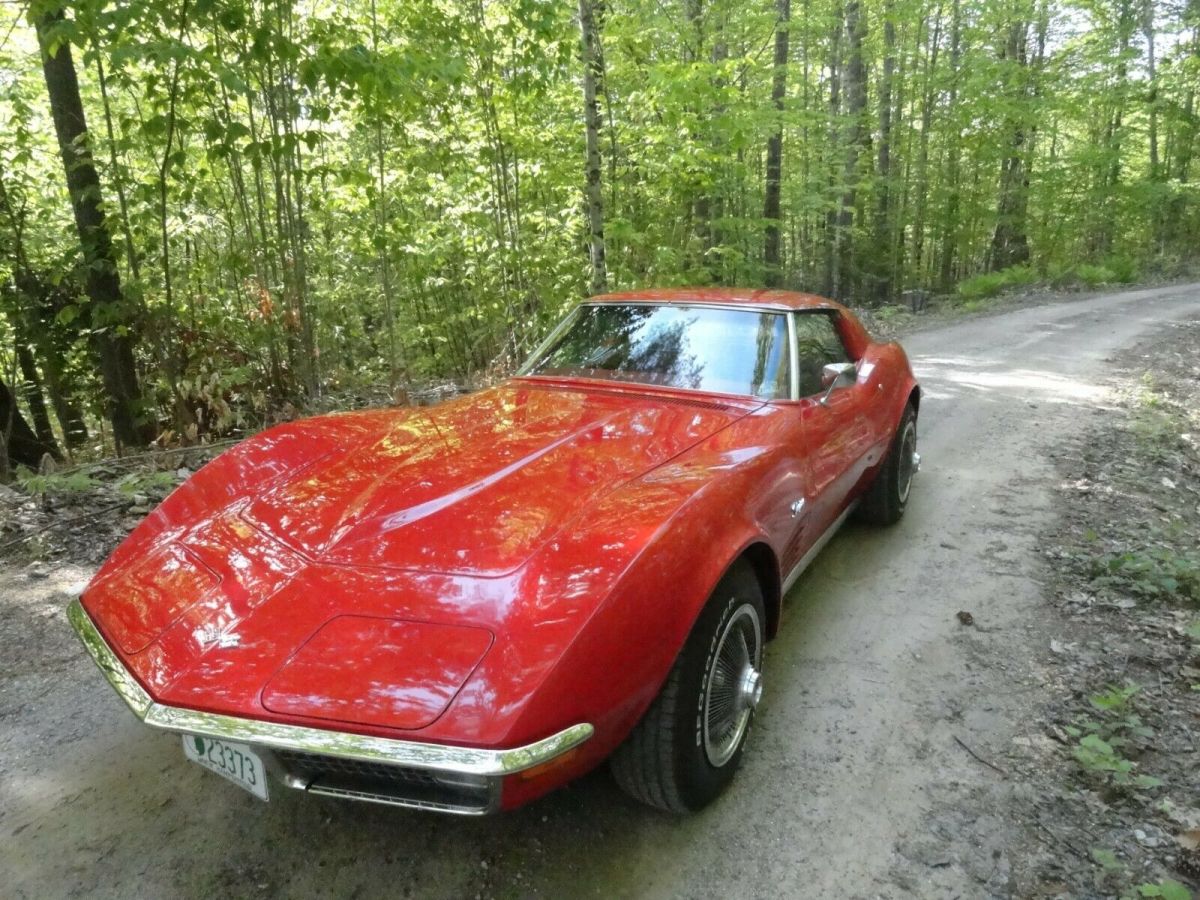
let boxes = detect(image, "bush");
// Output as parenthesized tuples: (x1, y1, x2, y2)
(1048, 257, 1138, 289)
(955, 265, 1036, 301)
(1090, 546, 1200, 603)
(1103, 256, 1139, 283)
(957, 272, 1007, 300)
(1076, 263, 1117, 287)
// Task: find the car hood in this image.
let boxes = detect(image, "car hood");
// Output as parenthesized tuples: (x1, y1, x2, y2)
(241, 381, 754, 576)
(81, 381, 759, 734)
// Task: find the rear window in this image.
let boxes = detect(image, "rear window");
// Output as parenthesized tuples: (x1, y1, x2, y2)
(521, 304, 791, 399)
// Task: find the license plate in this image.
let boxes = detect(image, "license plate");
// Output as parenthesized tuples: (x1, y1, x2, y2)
(182, 735, 269, 801)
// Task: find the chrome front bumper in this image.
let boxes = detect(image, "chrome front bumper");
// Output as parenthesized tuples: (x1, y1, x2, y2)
(67, 598, 593, 814)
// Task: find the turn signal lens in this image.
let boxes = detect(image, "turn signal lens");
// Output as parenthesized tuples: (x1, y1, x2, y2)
(515, 746, 581, 782)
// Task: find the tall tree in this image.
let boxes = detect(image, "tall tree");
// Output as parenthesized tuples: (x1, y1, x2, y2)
(990, 9, 1033, 271)
(938, 0, 964, 289)
(33, 3, 147, 448)
(578, 0, 608, 294)
(0, 0, 1196, 446)
(830, 0, 869, 300)
(871, 0, 898, 299)
(0, 376, 58, 470)
(764, 0, 791, 286)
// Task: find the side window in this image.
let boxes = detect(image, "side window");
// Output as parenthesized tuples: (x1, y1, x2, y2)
(793, 313, 851, 397)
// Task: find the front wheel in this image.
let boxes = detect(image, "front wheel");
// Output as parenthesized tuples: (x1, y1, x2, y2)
(857, 404, 918, 526)
(611, 562, 765, 813)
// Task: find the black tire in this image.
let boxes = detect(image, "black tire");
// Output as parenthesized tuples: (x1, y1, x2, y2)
(857, 403, 918, 526)
(611, 561, 766, 813)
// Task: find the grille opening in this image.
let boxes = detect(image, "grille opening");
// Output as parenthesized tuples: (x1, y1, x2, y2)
(273, 750, 497, 814)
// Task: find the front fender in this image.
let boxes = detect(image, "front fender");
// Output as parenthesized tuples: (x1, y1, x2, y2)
(501, 426, 785, 782)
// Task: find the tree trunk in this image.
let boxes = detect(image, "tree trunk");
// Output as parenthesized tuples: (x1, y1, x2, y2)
(95, 56, 141, 282)
(822, 7, 843, 297)
(989, 17, 1032, 271)
(370, 0, 401, 388)
(763, 0, 790, 286)
(16, 343, 60, 458)
(578, 0, 608, 294)
(938, 0, 963, 290)
(38, 342, 88, 450)
(1142, 0, 1158, 178)
(35, 6, 148, 449)
(911, 9, 943, 287)
(1089, 3, 1135, 257)
(871, 0, 897, 301)
(0, 376, 58, 470)
(832, 1, 869, 301)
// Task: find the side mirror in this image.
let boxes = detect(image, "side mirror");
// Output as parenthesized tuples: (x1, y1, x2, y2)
(819, 362, 857, 405)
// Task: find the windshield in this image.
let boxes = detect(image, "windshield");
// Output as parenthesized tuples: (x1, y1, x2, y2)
(521, 304, 791, 399)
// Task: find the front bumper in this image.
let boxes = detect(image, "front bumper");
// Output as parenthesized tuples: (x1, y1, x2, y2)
(67, 598, 593, 814)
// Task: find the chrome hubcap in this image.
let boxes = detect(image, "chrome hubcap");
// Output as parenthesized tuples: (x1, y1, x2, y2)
(703, 604, 763, 768)
(897, 421, 917, 504)
(737, 666, 763, 710)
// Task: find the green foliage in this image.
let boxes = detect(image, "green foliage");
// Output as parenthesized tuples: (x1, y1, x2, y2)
(1090, 547, 1200, 604)
(1072, 733, 1161, 789)
(1129, 880, 1193, 900)
(956, 266, 1037, 301)
(956, 272, 1008, 301)
(1067, 683, 1162, 791)
(1076, 263, 1118, 287)
(16, 469, 100, 496)
(1047, 256, 1140, 290)
(0, 0, 1198, 450)
(115, 471, 177, 495)
(1103, 256, 1140, 284)
(1088, 683, 1144, 714)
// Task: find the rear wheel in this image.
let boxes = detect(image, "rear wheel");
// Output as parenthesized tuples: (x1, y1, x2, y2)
(611, 562, 765, 812)
(857, 404, 918, 526)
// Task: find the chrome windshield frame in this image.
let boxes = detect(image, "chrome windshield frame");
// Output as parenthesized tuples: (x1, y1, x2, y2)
(518, 300, 796, 399)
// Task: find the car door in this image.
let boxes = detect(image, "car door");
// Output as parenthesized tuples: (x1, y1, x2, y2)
(781, 311, 874, 570)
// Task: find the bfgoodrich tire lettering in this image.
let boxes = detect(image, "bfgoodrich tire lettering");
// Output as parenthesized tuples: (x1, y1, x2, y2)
(611, 561, 765, 812)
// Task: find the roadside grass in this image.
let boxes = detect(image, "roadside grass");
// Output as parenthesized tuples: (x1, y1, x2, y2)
(1032, 322, 1200, 898)
(957, 264, 1039, 301)
(954, 257, 1138, 305)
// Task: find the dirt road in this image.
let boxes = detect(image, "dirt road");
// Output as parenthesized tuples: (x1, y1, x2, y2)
(3, 284, 1198, 899)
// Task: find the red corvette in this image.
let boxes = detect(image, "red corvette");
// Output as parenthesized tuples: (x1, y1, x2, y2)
(69, 288, 920, 814)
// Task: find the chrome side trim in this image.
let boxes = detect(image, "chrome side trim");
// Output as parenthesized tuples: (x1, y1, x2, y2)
(515, 305, 582, 375)
(582, 300, 804, 314)
(781, 501, 857, 595)
(300, 782, 493, 816)
(67, 598, 594, 777)
(67, 599, 154, 718)
(787, 311, 800, 400)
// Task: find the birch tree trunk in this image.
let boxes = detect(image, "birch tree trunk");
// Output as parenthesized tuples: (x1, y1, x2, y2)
(832, 1, 868, 301)
(763, 0, 790, 286)
(578, 0, 608, 294)
(871, 0, 897, 300)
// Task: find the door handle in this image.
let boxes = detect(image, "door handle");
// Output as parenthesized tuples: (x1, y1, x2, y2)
(790, 498, 806, 518)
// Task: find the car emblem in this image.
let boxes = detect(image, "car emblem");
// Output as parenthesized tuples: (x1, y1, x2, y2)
(195, 624, 241, 649)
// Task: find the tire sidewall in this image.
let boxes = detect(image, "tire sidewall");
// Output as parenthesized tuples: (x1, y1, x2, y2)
(890, 407, 918, 517)
(674, 565, 765, 810)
